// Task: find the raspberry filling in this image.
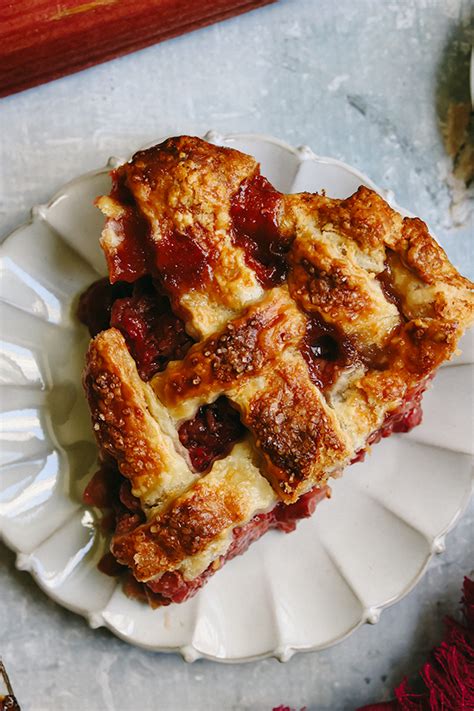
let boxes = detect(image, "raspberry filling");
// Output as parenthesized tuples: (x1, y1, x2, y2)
(105, 172, 151, 283)
(230, 174, 289, 287)
(77, 277, 133, 337)
(84, 463, 145, 576)
(104, 171, 215, 297)
(178, 397, 245, 473)
(111, 289, 194, 381)
(144, 485, 328, 606)
(82, 461, 120, 509)
(79, 275, 244, 475)
(84, 457, 329, 607)
(350, 379, 428, 465)
(78, 277, 195, 381)
(78, 278, 244, 466)
(153, 231, 214, 301)
(302, 317, 355, 390)
(105, 169, 289, 296)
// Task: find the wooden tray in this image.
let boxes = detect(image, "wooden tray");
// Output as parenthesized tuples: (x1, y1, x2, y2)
(0, 0, 274, 98)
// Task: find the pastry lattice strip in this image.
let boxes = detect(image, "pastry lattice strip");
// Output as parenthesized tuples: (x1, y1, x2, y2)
(85, 136, 474, 588)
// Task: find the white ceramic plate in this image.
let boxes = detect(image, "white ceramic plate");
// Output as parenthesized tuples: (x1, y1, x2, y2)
(1, 132, 473, 663)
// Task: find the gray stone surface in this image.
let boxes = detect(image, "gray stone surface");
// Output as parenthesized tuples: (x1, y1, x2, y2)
(0, 1, 472, 709)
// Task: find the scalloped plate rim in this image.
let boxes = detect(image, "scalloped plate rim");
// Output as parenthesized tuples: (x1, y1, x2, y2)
(6, 476, 472, 664)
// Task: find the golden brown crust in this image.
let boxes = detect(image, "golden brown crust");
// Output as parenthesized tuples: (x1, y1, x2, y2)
(99, 136, 264, 338)
(284, 186, 473, 330)
(84, 328, 196, 509)
(112, 485, 238, 578)
(84, 328, 162, 486)
(288, 222, 400, 347)
(282, 186, 402, 252)
(111, 442, 276, 581)
(152, 287, 306, 419)
(128, 137, 256, 226)
(86, 136, 474, 589)
(234, 353, 350, 499)
(397, 217, 465, 286)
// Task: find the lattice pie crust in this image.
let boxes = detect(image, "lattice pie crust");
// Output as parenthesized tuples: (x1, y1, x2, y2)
(81, 137, 473, 606)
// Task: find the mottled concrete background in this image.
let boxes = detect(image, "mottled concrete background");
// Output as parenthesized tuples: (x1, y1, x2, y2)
(0, 1, 473, 709)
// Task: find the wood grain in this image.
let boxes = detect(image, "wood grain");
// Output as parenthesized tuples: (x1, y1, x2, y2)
(0, 0, 275, 98)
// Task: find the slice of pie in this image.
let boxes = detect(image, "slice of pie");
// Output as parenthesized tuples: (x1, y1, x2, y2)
(79, 136, 474, 607)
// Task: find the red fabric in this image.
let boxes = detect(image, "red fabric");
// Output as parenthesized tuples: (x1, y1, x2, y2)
(358, 577, 474, 711)
(277, 578, 474, 711)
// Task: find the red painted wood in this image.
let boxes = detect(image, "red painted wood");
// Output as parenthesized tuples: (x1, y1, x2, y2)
(0, 0, 275, 98)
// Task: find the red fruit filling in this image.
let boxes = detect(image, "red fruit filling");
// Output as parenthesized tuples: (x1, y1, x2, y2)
(85, 464, 144, 575)
(104, 170, 216, 298)
(144, 486, 329, 606)
(76, 277, 132, 337)
(350, 378, 428, 465)
(376, 259, 404, 312)
(78, 276, 195, 381)
(230, 174, 289, 287)
(152, 230, 214, 301)
(111, 290, 194, 381)
(83, 461, 120, 509)
(78, 276, 244, 469)
(302, 316, 356, 390)
(106, 170, 290, 296)
(104, 172, 151, 283)
(178, 397, 245, 473)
